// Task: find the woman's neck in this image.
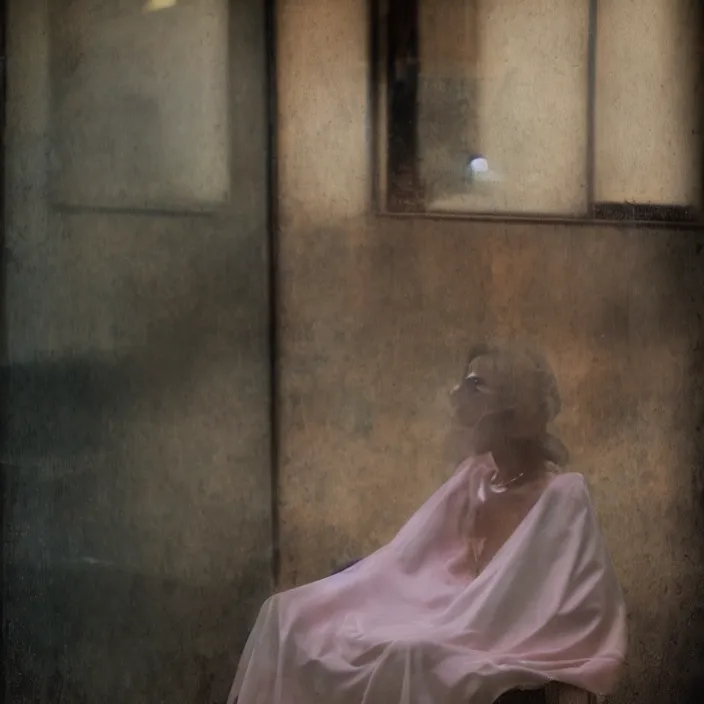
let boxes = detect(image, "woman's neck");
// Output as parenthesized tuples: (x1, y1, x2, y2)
(489, 438, 543, 482)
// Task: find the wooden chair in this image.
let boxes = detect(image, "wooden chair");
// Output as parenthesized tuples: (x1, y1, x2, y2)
(496, 683, 598, 704)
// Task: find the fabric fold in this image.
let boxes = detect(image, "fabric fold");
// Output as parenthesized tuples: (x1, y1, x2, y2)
(229, 455, 627, 704)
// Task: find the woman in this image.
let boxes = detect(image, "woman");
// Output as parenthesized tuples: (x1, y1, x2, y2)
(228, 342, 627, 704)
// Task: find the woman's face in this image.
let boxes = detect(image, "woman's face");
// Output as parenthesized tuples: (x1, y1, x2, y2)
(450, 355, 504, 430)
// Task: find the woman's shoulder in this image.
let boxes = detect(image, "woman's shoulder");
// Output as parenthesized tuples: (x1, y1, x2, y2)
(545, 470, 592, 501)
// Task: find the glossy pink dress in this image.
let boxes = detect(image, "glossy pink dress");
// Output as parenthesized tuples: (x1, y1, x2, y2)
(228, 455, 627, 704)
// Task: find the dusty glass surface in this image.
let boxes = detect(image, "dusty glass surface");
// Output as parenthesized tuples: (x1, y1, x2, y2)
(382, 0, 702, 219)
(49, 0, 230, 211)
(3, 1, 271, 702)
(5, 1, 704, 704)
(417, 0, 589, 215)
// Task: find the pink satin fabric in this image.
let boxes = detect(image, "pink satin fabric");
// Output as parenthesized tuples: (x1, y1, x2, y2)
(229, 455, 627, 704)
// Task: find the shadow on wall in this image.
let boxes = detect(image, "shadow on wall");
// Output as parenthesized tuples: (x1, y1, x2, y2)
(1, 244, 271, 704)
(1, 551, 266, 704)
(659, 229, 704, 703)
(1, 235, 265, 459)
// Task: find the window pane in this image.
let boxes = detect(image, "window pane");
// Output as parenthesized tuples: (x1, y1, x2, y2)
(417, 0, 589, 215)
(594, 0, 702, 207)
(50, 0, 230, 211)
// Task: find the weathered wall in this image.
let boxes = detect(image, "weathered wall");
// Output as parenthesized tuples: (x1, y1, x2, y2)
(3, 1, 272, 702)
(276, 0, 704, 702)
(275, 0, 370, 228)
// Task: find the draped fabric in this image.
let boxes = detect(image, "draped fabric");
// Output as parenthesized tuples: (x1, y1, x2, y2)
(228, 455, 627, 704)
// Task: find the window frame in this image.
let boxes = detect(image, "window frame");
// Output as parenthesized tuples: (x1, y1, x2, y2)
(372, 0, 704, 229)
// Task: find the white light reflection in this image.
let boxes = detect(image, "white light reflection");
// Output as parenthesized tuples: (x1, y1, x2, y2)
(466, 155, 502, 184)
(144, 0, 177, 12)
(469, 157, 489, 175)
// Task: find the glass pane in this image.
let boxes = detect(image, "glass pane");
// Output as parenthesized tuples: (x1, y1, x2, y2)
(417, 0, 589, 215)
(50, 0, 230, 211)
(594, 0, 702, 208)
